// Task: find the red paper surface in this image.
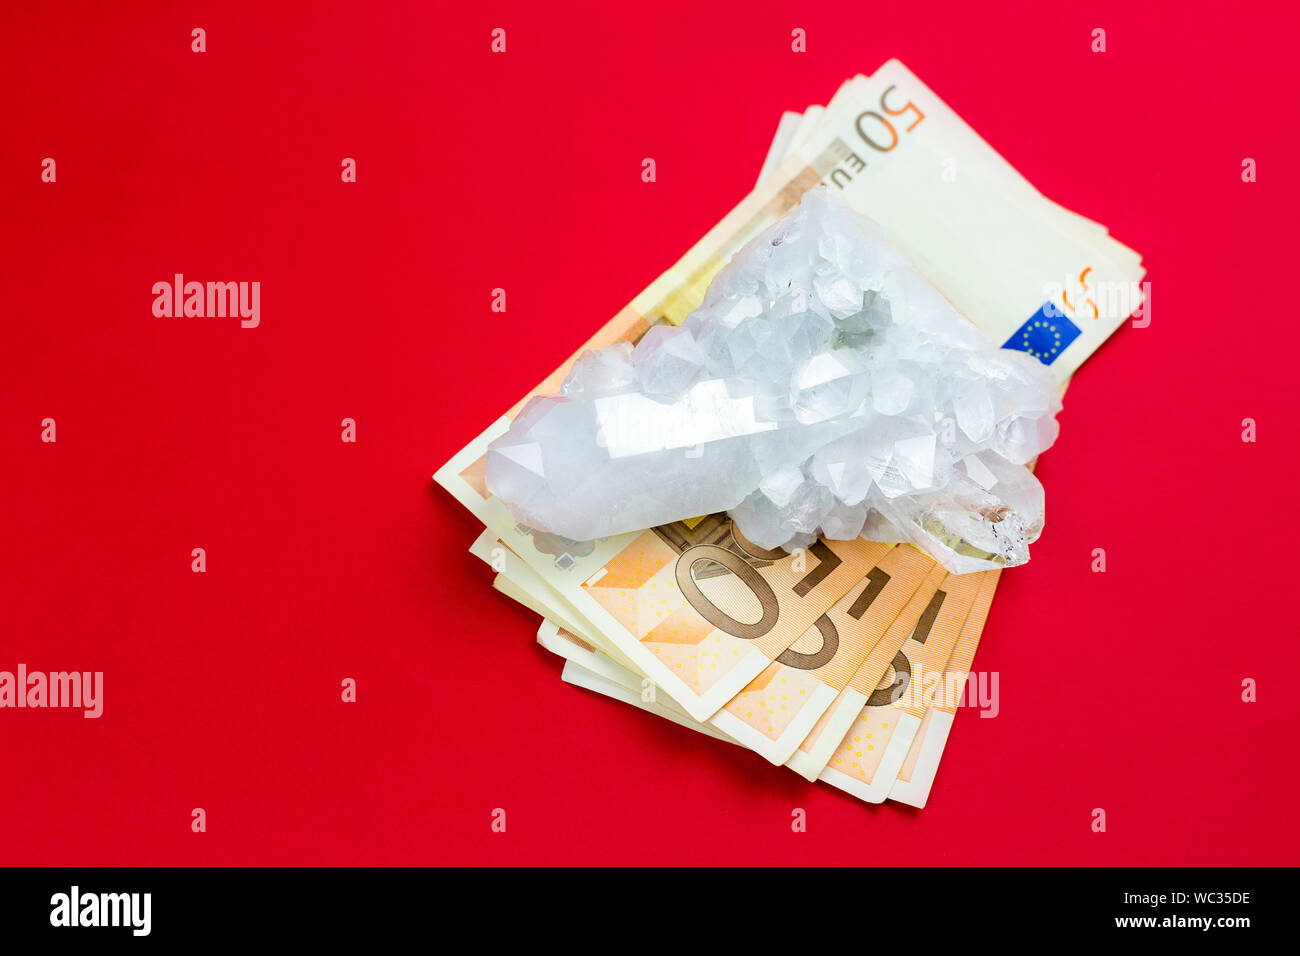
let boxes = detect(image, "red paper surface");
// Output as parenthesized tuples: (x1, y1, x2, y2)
(2, 0, 1297, 865)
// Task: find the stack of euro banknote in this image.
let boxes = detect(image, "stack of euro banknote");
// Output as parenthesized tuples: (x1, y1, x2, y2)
(435, 59, 1145, 808)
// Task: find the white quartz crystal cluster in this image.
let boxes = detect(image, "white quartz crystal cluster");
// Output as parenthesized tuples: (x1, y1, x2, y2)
(487, 187, 1062, 572)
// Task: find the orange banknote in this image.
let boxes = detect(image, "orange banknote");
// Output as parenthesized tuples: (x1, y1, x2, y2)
(708, 545, 935, 764)
(819, 570, 989, 803)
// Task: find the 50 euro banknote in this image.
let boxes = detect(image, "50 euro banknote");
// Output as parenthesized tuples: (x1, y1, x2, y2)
(817, 569, 991, 803)
(782, 562, 952, 780)
(767, 73, 1137, 273)
(889, 570, 1002, 807)
(785, 60, 1145, 375)
(708, 543, 937, 764)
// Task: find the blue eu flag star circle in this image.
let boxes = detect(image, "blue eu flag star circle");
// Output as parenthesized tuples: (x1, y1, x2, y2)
(1002, 303, 1082, 365)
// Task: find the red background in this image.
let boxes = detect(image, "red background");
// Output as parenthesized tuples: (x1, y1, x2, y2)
(2, 0, 1296, 865)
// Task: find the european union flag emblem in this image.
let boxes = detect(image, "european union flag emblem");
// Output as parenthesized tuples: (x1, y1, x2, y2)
(1002, 304, 1082, 365)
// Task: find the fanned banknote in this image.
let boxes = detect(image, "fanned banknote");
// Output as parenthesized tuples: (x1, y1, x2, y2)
(819, 570, 987, 803)
(784, 563, 950, 781)
(708, 544, 935, 764)
(889, 570, 1002, 807)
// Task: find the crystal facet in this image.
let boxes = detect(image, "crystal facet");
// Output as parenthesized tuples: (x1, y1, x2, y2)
(487, 187, 1062, 572)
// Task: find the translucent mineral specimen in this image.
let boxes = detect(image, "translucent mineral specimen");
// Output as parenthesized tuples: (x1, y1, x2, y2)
(487, 187, 1061, 572)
